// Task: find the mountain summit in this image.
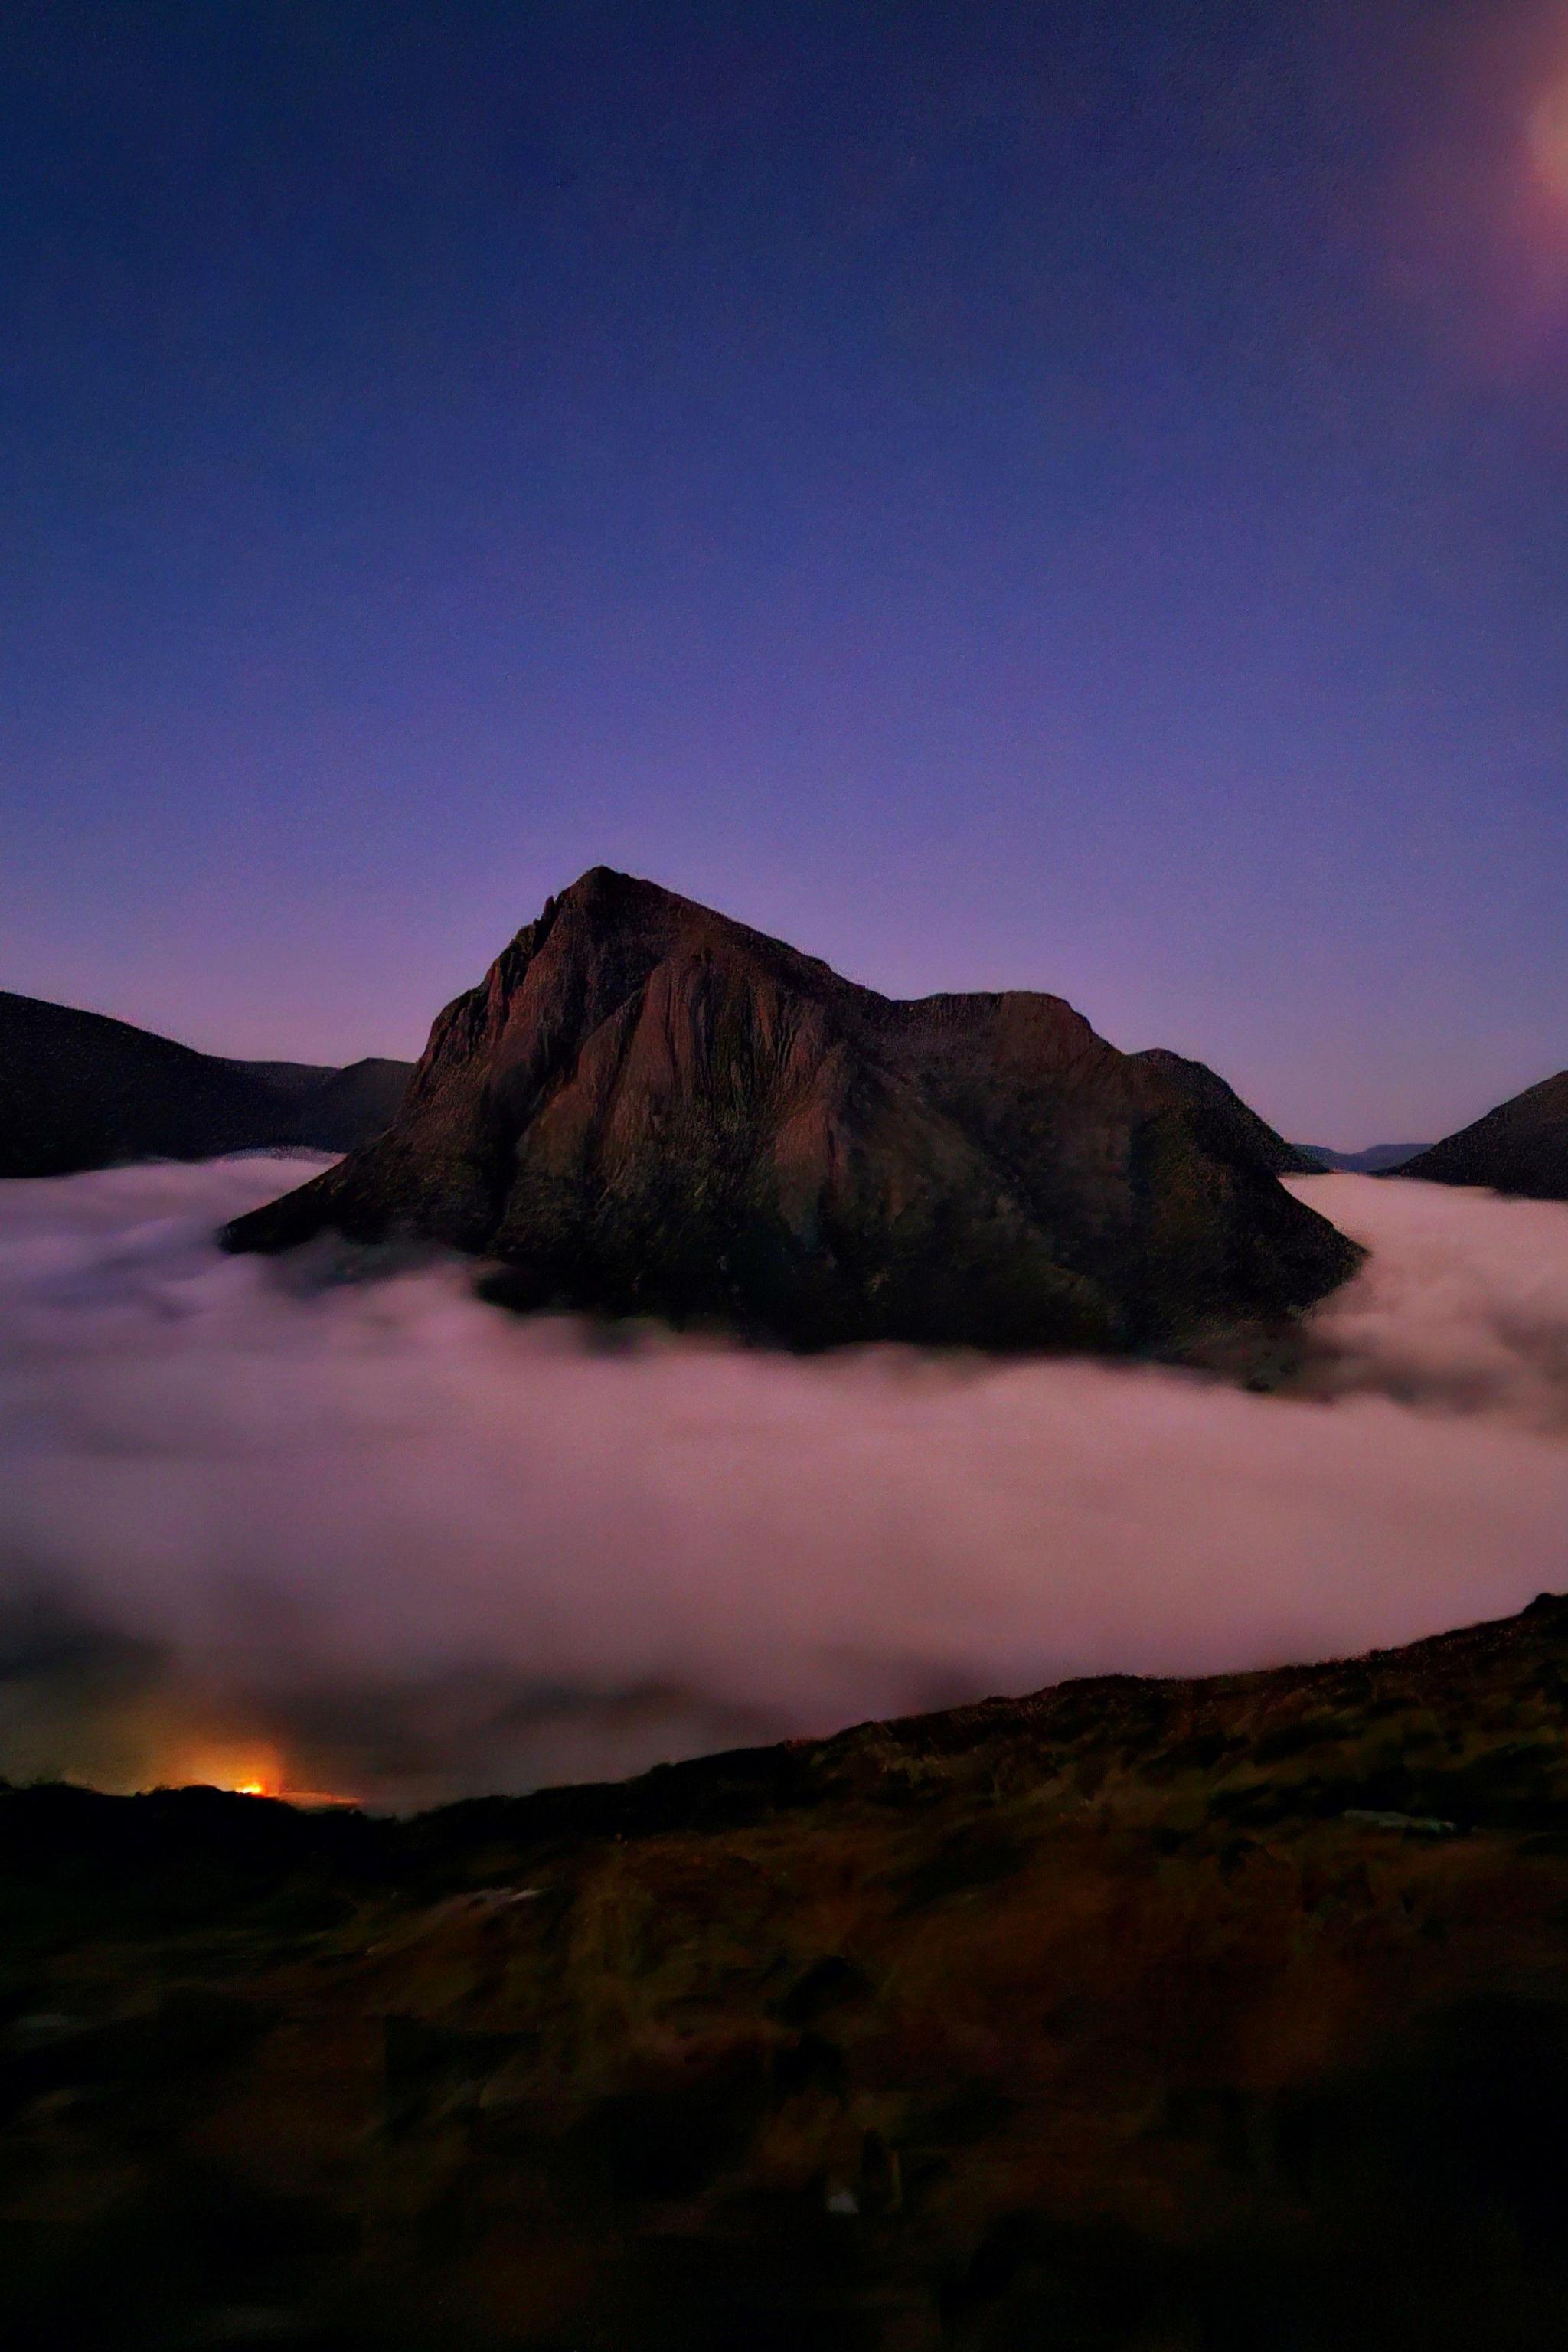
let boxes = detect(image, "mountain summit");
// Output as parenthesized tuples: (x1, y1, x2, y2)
(224, 868, 1360, 1352)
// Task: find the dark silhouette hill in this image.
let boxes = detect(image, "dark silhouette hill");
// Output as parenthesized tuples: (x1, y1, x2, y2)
(225, 867, 1360, 1354)
(1297, 1142, 1428, 1174)
(11, 1591, 1568, 2350)
(1397, 1072, 1568, 1200)
(0, 991, 411, 1178)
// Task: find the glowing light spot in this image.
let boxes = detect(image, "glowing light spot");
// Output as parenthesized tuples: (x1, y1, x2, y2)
(156, 1740, 286, 1799)
(1527, 75, 1568, 201)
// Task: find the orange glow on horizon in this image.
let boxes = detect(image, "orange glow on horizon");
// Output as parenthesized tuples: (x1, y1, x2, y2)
(180, 1752, 283, 1796)
(163, 1752, 360, 1808)
(128, 1725, 361, 1808)
(158, 1738, 286, 1799)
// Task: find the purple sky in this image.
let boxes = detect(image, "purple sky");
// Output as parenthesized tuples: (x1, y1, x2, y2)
(2, 0, 1565, 1147)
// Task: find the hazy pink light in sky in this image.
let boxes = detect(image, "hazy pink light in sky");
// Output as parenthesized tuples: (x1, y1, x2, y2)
(1528, 68, 1568, 200)
(1377, 0, 1568, 367)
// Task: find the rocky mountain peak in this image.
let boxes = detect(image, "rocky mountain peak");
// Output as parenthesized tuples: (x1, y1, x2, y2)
(224, 871, 1361, 1354)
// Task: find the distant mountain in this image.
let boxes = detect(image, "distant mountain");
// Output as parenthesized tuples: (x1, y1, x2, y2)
(0, 991, 412, 1178)
(1397, 1071, 1568, 1201)
(1295, 1142, 1429, 1175)
(226, 867, 1361, 1354)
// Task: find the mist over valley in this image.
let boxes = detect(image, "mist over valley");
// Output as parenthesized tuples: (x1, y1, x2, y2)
(4, 1153, 1565, 1808)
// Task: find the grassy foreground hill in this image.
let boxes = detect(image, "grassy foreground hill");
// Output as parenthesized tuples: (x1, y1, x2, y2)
(8, 1597, 1568, 2348)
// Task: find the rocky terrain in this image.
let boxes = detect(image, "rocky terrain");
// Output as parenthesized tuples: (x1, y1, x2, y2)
(8, 1594, 1568, 2348)
(225, 868, 1360, 1356)
(0, 991, 411, 1177)
(1129, 1050, 1321, 1176)
(1400, 1072, 1568, 1202)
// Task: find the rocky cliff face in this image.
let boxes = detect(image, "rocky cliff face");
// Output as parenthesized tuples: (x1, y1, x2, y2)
(1398, 1071, 1568, 1202)
(1124, 1048, 1322, 1176)
(0, 991, 411, 1177)
(224, 867, 1359, 1354)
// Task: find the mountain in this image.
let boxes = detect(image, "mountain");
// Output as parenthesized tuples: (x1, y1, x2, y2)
(1296, 1142, 1429, 1174)
(224, 867, 1361, 1354)
(1132, 1050, 1321, 1174)
(10, 1590, 1568, 2350)
(1396, 1071, 1568, 1200)
(0, 991, 412, 1178)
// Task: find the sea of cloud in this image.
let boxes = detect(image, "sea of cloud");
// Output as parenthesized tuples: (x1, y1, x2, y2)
(1, 1156, 1565, 1807)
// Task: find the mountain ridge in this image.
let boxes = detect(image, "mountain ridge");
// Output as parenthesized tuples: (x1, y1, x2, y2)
(0, 989, 413, 1177)
(1295, 1142, 1429, 1174)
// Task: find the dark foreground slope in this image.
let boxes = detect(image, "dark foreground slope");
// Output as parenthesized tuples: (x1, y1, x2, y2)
(225, 867, 1358, 1354)
(1400, 1071, 1568, 1201)
(10, 1596, 1568, 2349)
(0, 991, 412, 1177)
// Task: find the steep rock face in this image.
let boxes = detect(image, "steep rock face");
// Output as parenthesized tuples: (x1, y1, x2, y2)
(1126, 1048, 1321, 1176)
(1398, 1072, 1568, 1202)
(224, 867, 1361, 1352)
(0, 991, 412, 1177)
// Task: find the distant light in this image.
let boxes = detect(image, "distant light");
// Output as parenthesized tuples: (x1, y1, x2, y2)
(155, 1742, 285, 1798)
(1528, 77, 1568, 202)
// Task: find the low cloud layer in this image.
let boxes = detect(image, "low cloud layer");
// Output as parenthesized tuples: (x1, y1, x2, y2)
(2, 1158, 1566, 1807)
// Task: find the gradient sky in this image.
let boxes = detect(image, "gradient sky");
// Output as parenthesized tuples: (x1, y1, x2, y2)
(2, 0, 1565, 1145)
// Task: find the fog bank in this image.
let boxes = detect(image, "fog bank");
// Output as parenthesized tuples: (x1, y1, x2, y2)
(2, 1158, 1565, 1806)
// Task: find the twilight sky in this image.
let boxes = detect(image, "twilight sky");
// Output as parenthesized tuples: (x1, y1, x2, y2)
(2, 1, 1565, 1145)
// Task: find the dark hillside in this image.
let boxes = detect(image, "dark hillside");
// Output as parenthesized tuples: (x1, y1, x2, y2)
(1399, 1072, 1568, 1201)
(8, 1595, 1568, 2348)
(0, 990, 410, 1176)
